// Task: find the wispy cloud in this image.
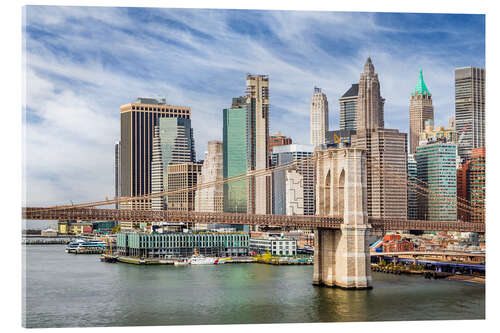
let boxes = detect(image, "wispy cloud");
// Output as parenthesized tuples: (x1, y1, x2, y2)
(23, 6, 485, 206)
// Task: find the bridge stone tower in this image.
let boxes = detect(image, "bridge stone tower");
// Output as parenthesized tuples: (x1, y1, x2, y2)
(313, 147, 372, 289)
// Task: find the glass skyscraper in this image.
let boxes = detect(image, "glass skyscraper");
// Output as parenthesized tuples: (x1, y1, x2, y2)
(416, 142, 457, 221)
(151, 117, 196, 211)
(223, 104, 248, 214)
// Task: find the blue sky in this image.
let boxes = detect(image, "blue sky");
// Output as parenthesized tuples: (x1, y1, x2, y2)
(22, 6, 485, 206)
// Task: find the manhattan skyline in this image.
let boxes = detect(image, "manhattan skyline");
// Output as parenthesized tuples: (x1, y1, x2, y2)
(23, 7, 485, 206)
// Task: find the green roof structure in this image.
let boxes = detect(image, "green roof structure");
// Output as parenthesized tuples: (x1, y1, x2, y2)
(412, 69, 431, 97)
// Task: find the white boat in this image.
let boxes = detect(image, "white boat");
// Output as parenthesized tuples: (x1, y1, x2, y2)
(174, 259, 189, 266)
(186, 249, 225, 265)
(65, 239, 106, 253)
(189, 255, 217, 265)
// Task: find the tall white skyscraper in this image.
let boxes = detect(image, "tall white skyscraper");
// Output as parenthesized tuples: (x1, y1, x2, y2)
(195, 141, 224, 213)
(246, 74, 271, 215)
(310, 87, 329, 147)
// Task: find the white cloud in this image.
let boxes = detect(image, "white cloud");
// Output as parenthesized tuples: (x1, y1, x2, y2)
(23, 7, 483, 206)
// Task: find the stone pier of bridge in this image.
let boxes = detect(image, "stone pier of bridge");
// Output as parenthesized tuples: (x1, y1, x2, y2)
(313, 147, 372, 289)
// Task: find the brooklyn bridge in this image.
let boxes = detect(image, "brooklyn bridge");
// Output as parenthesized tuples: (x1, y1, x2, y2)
(22, 147, 485, 290)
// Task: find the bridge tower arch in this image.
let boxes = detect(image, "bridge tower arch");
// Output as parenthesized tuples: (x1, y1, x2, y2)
(313, 147, 372, 289)
(324, 169, 331, 215)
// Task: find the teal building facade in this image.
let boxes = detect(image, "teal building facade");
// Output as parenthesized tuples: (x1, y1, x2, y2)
(223, 103, 248, 214)
(116, 232, 249, 258)
(415, 142, 457, 221)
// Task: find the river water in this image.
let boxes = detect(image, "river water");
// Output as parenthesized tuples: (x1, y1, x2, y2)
(23, 245, 485, 328)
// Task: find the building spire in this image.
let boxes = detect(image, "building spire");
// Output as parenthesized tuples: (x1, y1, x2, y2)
(412, 68, 431, 97)
(364, 56, 374, 74)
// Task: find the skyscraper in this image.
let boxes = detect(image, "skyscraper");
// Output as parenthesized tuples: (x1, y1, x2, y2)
(455, 67, 485, 160)
(271, 144, 315, 216)
(310, 87, 329, 146)
(195, 140, 223, 213)
(457, 160, 470, 221)
(356, 57, 384, 131)
(246, 74, 271, 215)
(151, 127, 163, 211)
(407, 154, 418, 220)
(409, 69, 434, 154)
(416, 142, 457, 221)
(352, 129, 408, 218)
(351, 58, 408, 219)
(339, 84, 358, 131)
(114, 141, 121, 209)
(166, 163, 202, 214)
(120, 97, 191, 211)
(150, 117, 196, 211)
(223, 98, 248, 213)
(468, 147, 485, 223)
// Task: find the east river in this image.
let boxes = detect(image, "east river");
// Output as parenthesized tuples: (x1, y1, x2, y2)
(23, 245, 485, 328)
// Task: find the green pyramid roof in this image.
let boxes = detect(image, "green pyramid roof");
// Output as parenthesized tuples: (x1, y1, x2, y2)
(412, 69, 431, 97)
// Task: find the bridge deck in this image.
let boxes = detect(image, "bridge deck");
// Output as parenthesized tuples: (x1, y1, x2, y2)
(22, 208, 485, 232)
(370, 251, 485, 258)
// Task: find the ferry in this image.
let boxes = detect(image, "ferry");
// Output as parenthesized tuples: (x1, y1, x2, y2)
(65, 239, 106, 253)
(186, 249, 226, 265)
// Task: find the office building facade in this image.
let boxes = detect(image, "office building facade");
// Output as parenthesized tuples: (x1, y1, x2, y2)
(120, 97, 191, 212)
(223, 75, 271, 216)
(356, 57, 384, 130)
(114, 141, 121, 209)
(468, 147, 485, 223)
(352, 129, 408, 218)
(271, 144, 315, 216)
(339, 84, 358, 131)
(457, 160, 470, 221)
(409, 69, 434, 154)
(351, 58, 407, 219)
(415, 142, 457, 221)
(166, 162, 202, 212)
(195, 140, 224, 213)
(223, 99, 248, 213)
(246, 74, 271, 215)
(310, 87, 329, 146)
(150, 117, 196, 211)
(455, 67, 485, 160)
(407, 154, 419, 220)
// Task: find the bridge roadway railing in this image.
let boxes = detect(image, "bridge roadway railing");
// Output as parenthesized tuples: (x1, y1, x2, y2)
(22, 207, 343, 228)
(22, 208, 485, 232)
(367, 217, 485, 233)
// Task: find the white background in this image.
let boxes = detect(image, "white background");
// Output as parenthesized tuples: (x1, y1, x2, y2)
(2, 0, 498, 332)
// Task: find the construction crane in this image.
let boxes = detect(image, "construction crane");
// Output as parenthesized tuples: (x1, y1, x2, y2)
(458, 120, 472, 146)
(333, 133, 341, 144)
